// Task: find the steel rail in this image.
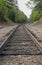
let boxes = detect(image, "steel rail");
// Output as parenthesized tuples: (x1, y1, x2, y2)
(24, 25, 42, 53)
(0, 24, 21, 55)
(0, 24, 42, 55)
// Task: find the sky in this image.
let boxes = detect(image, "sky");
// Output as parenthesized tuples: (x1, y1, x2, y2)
(18, 0, 32, 18)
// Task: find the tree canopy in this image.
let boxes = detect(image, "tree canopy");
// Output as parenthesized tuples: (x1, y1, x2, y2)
(30, 0, 42, 22)
(0, 0, 27, 23)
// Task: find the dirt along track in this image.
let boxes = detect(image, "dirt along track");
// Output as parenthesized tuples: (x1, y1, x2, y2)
(0, 24, 42, 55)
(0, 24, 42, 65)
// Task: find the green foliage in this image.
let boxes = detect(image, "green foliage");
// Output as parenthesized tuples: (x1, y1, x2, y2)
(0, 0, 27, 23)
(0, 0, 9, 21)
(30, 0, 42, 22)
(15, 9, 27, 23)
(30, 8, 42, 22)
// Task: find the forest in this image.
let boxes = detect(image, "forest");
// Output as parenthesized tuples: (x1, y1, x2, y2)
(30, 0, 42, 22)
(0, 0, 27, 23)
(0, 0, 42, 23)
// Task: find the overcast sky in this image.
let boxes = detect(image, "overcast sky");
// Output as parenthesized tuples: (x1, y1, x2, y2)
(18, 0, 32, 18)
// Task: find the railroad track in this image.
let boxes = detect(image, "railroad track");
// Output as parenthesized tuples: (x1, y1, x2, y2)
(0, 24, 42, 55)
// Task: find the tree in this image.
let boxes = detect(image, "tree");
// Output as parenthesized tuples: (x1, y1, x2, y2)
(0, 0, 9, 21)
(30, 0, 42, 22)
(0, 0, 28, 23)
